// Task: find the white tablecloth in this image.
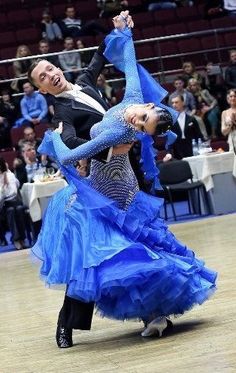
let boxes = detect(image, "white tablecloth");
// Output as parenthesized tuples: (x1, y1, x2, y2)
(21, 179, 67, 222)
(183, 151, 236, 191)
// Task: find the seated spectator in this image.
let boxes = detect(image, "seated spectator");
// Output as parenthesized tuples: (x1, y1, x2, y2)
(146, 0, 192, 11)
(188, 78, 220, 139)
(96, 73, 117, 106)
(168, 77, 208, 140)
(0, 157, 26, 250)
(181, 61, 205, 88)
(204, 0, 224, 18)
(168, 76, 196, 115)
(38, 39, 61, 67)
(76, 39, 93, 67)
(166, 95, 203, 160)
(205, 62, 227, 111)
(221, 89, 236, 152)
(14, 141, 57, 186)
(97, 0, 129, 18)
(225, 49, 236, 90)
(14, 82, 48, 128)
(11, 45, 33, 93)
(18, 126, 42, 152)
(59, 37, 82, 83)
(0, 90, 19, 148)
(59, 5, 108, 38)
(40, 10, 63, 42)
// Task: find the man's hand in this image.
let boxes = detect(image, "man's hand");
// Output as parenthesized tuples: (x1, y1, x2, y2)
(54, 121, 63, 134)
(76, 159, 87, 177)
(163, 153, 172, 162)
(112, 10, 134, 30)
(112, 142, 133, 155)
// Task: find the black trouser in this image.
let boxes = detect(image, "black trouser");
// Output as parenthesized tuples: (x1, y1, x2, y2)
(58, 295, 94, 330)
(4, 199, 26, 241)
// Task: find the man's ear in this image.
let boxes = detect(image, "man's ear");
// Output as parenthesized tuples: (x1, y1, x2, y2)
(39, 88, 48, 95)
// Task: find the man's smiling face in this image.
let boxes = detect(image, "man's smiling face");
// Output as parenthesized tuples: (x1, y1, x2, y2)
(31, 60, 69, 95)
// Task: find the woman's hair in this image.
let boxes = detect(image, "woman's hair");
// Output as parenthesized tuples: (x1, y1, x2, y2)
(0, 157, 7, 173)
(154, 108, 174, 136)
(15, 45, 31, 58)
(227, 88, 236, 95)
(182, 61, 196, 72)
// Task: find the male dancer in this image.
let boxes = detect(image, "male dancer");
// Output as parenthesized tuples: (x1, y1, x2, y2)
(28, 11, 135, 348)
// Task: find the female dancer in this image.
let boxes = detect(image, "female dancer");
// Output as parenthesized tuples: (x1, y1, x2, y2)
(32, 19, 217, 337)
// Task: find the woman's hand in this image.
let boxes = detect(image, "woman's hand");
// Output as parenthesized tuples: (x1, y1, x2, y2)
(112, 10, 134, 30)
(54, 121, 63, 134)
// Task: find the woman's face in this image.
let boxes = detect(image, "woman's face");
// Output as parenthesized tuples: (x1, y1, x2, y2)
(124, 103, 158, 135)
(18, 46, 29, 57)
(227, 90, 236, 107)
(183, 63, 193, 74)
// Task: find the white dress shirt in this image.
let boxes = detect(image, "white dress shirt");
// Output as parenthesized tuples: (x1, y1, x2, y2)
(56, 84, 113, 161)
(178, 111, 186, 139)
(56, 84, 106, 114)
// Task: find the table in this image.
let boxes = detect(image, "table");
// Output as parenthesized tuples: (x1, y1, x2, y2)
(21, 178, 68, 222)
(184, 151, 236, 215)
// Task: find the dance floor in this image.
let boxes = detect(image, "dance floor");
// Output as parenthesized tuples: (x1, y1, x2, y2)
(0, 214, 235, 373)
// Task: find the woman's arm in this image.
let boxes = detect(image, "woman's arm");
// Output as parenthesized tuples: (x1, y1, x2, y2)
(221, 110, 232, 136)
(104, 27, 142, 101)
(51, 126, 128, 164)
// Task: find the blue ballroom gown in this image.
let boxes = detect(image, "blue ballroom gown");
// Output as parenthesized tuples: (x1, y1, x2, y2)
(32, 28, 217, 321)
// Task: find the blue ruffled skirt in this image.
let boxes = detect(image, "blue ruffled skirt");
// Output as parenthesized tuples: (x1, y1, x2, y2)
(32, 185, 217, 320)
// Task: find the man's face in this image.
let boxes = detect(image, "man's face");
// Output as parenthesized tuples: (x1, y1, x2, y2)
(24, 128, 35, 142)
(23, 83, 34, 96)
(174, 79, 184, 91)
(230, 51, 236, 64)
(66, 7, 75, 19)
(64, 39, 74, 51)
(31, 60, 68, 95)
(23, 145, 36, 161)
(171, 97, 184, 112)
(39, 42, 49, 54)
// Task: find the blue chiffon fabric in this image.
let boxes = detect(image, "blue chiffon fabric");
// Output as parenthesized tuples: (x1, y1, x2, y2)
(32, 28, 217, 321)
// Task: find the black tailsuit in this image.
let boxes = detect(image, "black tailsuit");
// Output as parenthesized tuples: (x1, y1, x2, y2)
(170, 113, 203, 159)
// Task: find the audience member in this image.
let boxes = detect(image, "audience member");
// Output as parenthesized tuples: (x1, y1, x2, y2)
(0, 157, 26, 250)
(205, 0, 236, 18)
(0, 90, 19, 126)
(97, 0, 129, 18)
(59, 5, 108, 38)
(167, 95, 203, 159)
(181, 61, 205, 88)
(97, 73, 117, 106)
(76, 39, 93, 67)
(40, 10, 63, 42)
(58, 37, 82, 83)
(168, 76, 196, 115)
(205, 62, 227, 111)
(221, 89, 236, 153)
(18, 126, 42, 152)
(0, 90, 19, 148)
(38, 39, 61, 67)
(14, 82, 48, 128)
(225, 49, 236, 90)
(188, 78, 220, 139)
(11, 45, 33, 93)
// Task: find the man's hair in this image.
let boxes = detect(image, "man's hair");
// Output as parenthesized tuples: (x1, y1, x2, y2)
(229, 49, 236, 55)
(27, 58, 44, 87)
(39, 39, 49, 46)
(172, 94, 184, 102)
(174, 76, 185, 83)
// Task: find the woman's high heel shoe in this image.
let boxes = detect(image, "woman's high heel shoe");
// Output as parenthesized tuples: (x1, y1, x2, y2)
(141, 317, 172, 337)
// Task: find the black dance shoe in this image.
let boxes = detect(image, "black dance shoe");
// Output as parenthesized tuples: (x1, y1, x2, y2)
(56, 325, 73, 348)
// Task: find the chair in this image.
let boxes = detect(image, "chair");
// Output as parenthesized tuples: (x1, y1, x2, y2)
(0, 150, 18, 170)
(34, 123, 50, 139)
(164, 23, 188, 36)
(10, 127, 26, 148)
(158, 160, 206, 221)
